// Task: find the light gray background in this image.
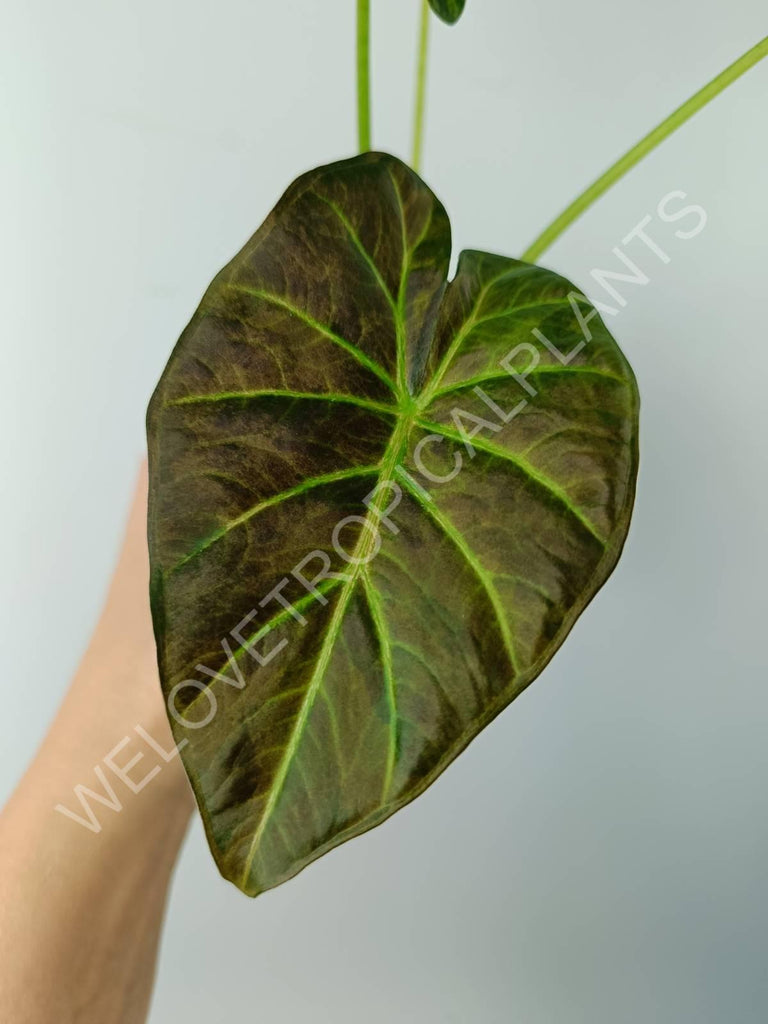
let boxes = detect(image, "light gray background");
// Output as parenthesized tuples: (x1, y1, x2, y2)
(2, 1, 767, 1021)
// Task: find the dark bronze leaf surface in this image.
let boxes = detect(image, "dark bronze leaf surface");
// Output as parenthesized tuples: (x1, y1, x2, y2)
(147, 152, 639, 896)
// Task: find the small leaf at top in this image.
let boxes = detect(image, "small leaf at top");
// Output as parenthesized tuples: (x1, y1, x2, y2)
(428, 0, 466, 23)
(147, 152, 639, 897)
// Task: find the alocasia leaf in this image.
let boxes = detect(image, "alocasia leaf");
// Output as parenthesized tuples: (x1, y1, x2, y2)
(147, 152, 639, 897)
(428, 0, 466, 23)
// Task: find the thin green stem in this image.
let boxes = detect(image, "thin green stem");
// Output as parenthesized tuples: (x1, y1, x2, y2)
(522, 36, 768, 263)
(357, 0, 372, 152)
(412, 0, 431, 172)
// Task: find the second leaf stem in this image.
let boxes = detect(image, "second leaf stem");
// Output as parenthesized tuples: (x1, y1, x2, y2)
(357, 0, 371, 152)
(522, 35, 768, 262)
(412, 0, 431, 172)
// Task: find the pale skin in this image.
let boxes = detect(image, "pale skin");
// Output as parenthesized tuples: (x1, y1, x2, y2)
(0, 464, 194, 1024)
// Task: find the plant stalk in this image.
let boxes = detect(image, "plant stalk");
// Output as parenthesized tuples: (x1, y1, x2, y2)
(357, 0, 372, 152)
(522, 36, 768, 263)
(412, 0, 431, 172)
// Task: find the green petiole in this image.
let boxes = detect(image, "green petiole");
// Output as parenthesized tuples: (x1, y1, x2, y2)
(357, 0, 372, 152)
(412, 0, 431, 172)
(522, 36, 768, 262)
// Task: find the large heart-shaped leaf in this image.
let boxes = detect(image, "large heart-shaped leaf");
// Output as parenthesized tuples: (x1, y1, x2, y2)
(147, 152, 639, 897)
(428, 0, 466, 24)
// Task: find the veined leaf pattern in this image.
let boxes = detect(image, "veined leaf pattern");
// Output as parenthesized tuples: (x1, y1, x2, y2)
(147, 152, 639, 896)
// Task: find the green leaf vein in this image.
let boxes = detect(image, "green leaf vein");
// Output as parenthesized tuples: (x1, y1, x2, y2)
(237, 416, 413, 890)
(429, 365, 628, 401)
(172, 464, 381, 573)
(416, 417, 608, 545)
(168, 390, 397, 417)
(361, 569, 398, 799)
(396, 470, 521, 676)
(229, 283, 397, 393)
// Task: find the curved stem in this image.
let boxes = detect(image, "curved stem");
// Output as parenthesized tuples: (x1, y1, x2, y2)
(412, 0, 431, 172)
(522, 35, 768, 263)
(357, 0, 371, 152)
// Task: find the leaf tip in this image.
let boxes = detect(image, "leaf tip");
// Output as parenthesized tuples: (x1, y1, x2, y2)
(427, 0, 466, 25)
